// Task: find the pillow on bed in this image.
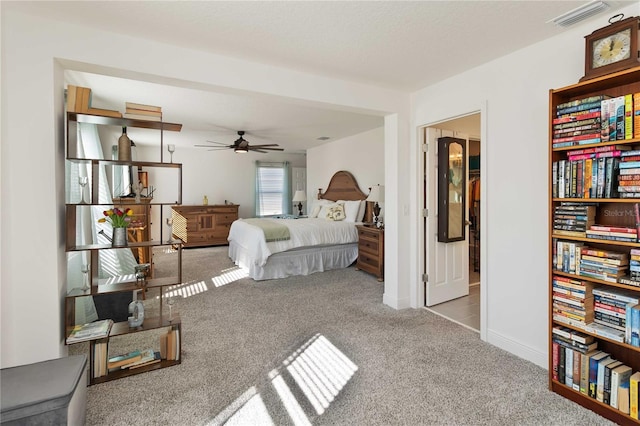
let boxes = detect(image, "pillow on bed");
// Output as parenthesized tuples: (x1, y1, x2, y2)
(318, 202, 339, 219)
(326, 204, 346, 221)
(310, 199, 332, 218)
(337, 200, 362, 223)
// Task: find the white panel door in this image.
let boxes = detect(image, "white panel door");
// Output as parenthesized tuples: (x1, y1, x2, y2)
(425, 127, 469, 306)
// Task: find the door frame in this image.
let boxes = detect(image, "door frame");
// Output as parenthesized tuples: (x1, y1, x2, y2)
(416, 103, 488, 341)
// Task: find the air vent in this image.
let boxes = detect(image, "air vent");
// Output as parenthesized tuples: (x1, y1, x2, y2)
(547, 1, 610, 27)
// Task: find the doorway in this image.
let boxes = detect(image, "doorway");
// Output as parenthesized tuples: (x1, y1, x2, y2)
(423, 113, 481, 332)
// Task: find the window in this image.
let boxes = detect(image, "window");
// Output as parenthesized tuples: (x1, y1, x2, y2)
(255, 161, 291, 216)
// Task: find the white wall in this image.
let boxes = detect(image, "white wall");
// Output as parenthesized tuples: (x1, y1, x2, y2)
(307, 127, 384, 208)
(410, 3, 639, 367)
(0, 8, 407, 367)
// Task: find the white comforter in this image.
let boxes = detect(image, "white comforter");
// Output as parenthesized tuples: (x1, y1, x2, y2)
(227, 218, 359, 266)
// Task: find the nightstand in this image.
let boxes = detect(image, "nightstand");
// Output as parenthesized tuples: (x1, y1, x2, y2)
(355, 225, 384, 281)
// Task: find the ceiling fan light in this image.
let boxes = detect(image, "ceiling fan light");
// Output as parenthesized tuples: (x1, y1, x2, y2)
(234, 147, 248, 154)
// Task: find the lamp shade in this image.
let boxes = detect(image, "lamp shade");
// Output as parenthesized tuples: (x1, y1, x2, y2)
(366, 185, 384, 203)
(292, 190, 307, 202)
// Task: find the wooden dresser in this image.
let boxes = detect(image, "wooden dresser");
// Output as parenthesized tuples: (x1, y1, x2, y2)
(355, 225, 384, 281)
(171, 205, 239, 247)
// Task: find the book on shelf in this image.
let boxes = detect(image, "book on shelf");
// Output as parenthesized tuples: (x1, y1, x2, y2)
(596, 357, 616, 402)
(603, 360, 623, 405)
(124, 108, 162, 117)
(66, 85, 77, 112)
(125, 102, 162, 112)
(611, 364, 633, 410)
(128, 351, 161, 370)
(588, 351, 609, 398)
(117, 348, 159, 370)
(86, 107, 122, 118)
(107, 349, 143, 370)
(634, 93, 640, 140)
(631, 371, 640, 419)
(66, 319, 113, 344)
(123, 113, 162, 122)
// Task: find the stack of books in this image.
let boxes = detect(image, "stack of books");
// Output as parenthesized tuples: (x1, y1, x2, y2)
(586, 225, 637, 243)
(552, 275, 594, 327)
(66, 319, 113, 344)
(107, 348, 161, 372)
(553, 203, 596, 237)
(592, 287, 640, 346)
(579, 248, 628, 283)
(123, 102, 162, 121)
(551, 326, 597, 392)
(553, 95, 610, 148)
(618, 151, 640, 198)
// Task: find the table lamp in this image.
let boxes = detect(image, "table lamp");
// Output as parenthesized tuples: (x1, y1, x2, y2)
(367, 184, 384, 226)
(292, 190, 307, 216)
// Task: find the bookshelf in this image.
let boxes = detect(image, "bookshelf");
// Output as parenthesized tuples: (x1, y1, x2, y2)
(64, 109, 184, 385)
(549, 66, 640, 424)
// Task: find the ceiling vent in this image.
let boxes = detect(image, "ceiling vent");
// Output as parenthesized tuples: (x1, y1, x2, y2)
(547, 1, 610, 27)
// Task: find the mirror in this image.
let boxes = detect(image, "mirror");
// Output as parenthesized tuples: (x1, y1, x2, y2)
(438, 137, 466, 242)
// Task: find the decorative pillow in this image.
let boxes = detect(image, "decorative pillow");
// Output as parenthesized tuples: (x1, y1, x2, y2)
(337, 200, 362, 223)
(326, 204, 346, 221)
(318, 202, 338, 219)
(310, 199, 332, 218)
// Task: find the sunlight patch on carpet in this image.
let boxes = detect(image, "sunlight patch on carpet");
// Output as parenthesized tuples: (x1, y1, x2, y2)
(211, 266, 249, 287)
(284, 334, 358, 415)
(162, 281, 209, 299)
(206, 334, 357, 425)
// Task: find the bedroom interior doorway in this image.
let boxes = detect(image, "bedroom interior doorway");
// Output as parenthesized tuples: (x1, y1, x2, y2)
(422, 113, 481, 332)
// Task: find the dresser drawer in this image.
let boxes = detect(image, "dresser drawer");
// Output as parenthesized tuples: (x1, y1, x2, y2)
(358, 238, 379, 255)
(357, 253, 380, 269)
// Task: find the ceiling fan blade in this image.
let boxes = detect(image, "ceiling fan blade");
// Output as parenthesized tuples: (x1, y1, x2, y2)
(249, 144, 280, 148)
(251, 149, 268, 153)
(259, 147, 284, 151)
(195, 144, 234, 149)
(205, 140, 232, 146)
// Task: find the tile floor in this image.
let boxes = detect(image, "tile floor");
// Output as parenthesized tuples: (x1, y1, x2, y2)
(425, 282, 480, 332)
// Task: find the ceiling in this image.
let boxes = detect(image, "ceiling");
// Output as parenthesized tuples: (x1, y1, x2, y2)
(6, 1, 636, 153)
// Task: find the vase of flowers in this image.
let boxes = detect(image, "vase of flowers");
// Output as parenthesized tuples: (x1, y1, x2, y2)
(99, 208, 133, 247)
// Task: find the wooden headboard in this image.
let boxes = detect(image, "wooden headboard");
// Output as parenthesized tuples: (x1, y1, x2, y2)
(317, 170, 373, 222)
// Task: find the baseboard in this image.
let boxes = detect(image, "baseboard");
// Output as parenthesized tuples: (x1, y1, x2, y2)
(486, 329, 547, 369)
(383, 292, 411, 310)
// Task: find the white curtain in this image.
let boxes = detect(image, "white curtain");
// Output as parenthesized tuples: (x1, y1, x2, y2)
(66, 123, 138, 324)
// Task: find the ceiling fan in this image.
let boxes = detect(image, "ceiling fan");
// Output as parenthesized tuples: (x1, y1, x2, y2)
(195, 130, 284, 153)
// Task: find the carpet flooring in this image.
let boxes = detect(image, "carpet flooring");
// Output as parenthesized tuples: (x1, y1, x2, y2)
(71, 246, 613, 425)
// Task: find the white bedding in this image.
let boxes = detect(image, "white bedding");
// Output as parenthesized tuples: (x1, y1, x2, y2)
(227, 218, 360, 266)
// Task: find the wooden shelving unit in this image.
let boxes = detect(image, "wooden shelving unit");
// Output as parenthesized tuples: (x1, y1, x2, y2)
(549, 66, 640, 424)
(64, 111, 184, 385)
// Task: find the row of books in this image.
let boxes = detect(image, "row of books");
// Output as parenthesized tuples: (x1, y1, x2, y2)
(552, 154, 622, 199)
(66, 85, 123, 118)
(551, 329, 640, 419)
(553, 93, 640, 148)
(553, 271, 640, 347)
(553, 241, 640, 287)
(161, 328, 180, 361)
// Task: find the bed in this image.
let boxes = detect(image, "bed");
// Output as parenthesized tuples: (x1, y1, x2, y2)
(228, 170, 372, 280)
